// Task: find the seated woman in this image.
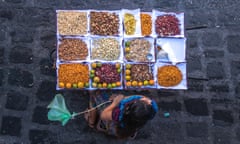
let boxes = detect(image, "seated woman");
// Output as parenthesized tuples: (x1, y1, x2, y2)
(84, 91, 158, 139)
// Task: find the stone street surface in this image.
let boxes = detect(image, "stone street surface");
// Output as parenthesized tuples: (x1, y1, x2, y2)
(0, 0, 240, 144)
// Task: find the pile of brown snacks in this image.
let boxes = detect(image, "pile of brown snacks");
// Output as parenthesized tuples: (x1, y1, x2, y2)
(91, 38, 120, 61)
(157, 65, 182, 87)
(131, 64, 153, 81)
(125, 64, 155, 87)
(155, 14, 180, 36)
(124, 13, 137, 35)
(90, 12, 120, 35)
(58, 63, 89, 87)
(140, 13, 152, 36)
(58, 38, 88, 61)
(57, 11, 88, 35)
(125, 39, 152, 62)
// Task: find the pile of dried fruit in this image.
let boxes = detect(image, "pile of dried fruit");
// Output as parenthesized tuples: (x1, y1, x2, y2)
(140, 13, 152, 36)
(57, 11, 88, 35)
(155, 14, 180, 36)
(58, 63, 89, 89)
(90, 11, 120, 35)
(90, 62, 122, 89)
(125, 64, 154, 87)
(58, 38, 88, 61)
(124, 13, 137, 35)
(157, 65, 182, 87)
(91, 38, 120, 61)
(125, 38, 152, 62)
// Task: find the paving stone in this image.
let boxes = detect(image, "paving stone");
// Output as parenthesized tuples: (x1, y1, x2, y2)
(0, 47, 4, 64)
(8, 68, 33, 88)
(185, 10, 216, 27)
(218, 6, 240, 26)
(213, 132, 231, 144)
(10, 27, 34, 43)
(153, 122, 184, 142)
(187, 79, 204, 92)
(186, 122, 208, 137)
(202, 32, 222, 47)
(207, 62, 225, 79)
(5, 90, 28, 111)
(210, 84, 229, 93)
(236, 83, 240, 94)
(226, 35, 240, 53)
(0, 116, 21, 136)
(157, 90, 179, 97)
(0, 29, 6, 41)
(29, 129, 57, 144)
(40, 31, 55, 49)
(32, 106, 50, 125)
(0, 9, 14, 20)
(231, 61, 240, 77)
(36, 80, 56, 102)
(5, 0, 23, 3)
(204, 50, 224, 58)
(236, 127, 240, 141)
(183, 0, 204, 9)
(0, 69, 3, 87)
(40, 58, 56, 77)
(188, 57, 202, 73)
(211, 98, 232, 104)
(9, 46, 33, 64)
(213, 110, 234, 124)
(159, 101, 181, 111)
(186, 33, 198, 49)
(152, 0, 179, 9)
(184, 99, 209, 116)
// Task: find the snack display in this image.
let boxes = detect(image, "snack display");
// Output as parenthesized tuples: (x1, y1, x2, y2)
(90, 62, 122, 89)
(91, 37, 122, 61)
(140, 13, 152, 36)
(55, 9, 187, 90)
(57, 63, 90, 89)
(57, 11, 88, 35)
(58, 37, 89, 61)
(124, 38, 154, 62)
(90, 11, 121, 36)
(125, 63, 155, 88)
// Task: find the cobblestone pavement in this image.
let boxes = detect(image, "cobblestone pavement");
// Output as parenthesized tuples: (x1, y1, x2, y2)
(0, 0, 240, 144)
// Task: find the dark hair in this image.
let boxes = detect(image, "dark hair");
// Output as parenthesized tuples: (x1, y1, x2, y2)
(116, 100, 156, 138)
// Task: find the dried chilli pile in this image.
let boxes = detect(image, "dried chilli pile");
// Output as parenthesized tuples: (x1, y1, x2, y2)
(155, 14, 180, 36)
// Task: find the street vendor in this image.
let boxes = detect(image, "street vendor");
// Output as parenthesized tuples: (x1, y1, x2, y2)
(84, 90, 158, 139)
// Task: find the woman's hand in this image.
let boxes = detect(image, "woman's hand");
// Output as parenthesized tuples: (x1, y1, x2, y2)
(112, 94, 124, 107)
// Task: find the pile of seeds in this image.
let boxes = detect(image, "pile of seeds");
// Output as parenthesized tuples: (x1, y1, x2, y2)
(91, 38, 120, 61)
(57, 11, 88, 35)
(157, 65, 182, 87)
(90, 12, 120, 35)
(58, 63, 89, 84)
(131, 64, 153, 81)
(125, 39, 152, 62)
(155, 14, 180, 36)
(58, 38, 88, 61)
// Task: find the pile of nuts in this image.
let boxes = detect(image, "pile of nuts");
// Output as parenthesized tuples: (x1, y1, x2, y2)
(58, 38, 88, 61)
(90, 12, 120, 35)
(130, 64, 153, 81)
(95, 63, 121, 83)
(155, 14, 180, 36)
(57, 11, 88, 35)
(125, 38, 152, 62)
(91, 38, 120, 61)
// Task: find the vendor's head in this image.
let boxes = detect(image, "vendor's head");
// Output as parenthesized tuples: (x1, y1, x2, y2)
(122, 97, 157, 128)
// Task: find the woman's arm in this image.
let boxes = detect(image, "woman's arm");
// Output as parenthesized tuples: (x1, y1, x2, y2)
(100, 94, 124, 121)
